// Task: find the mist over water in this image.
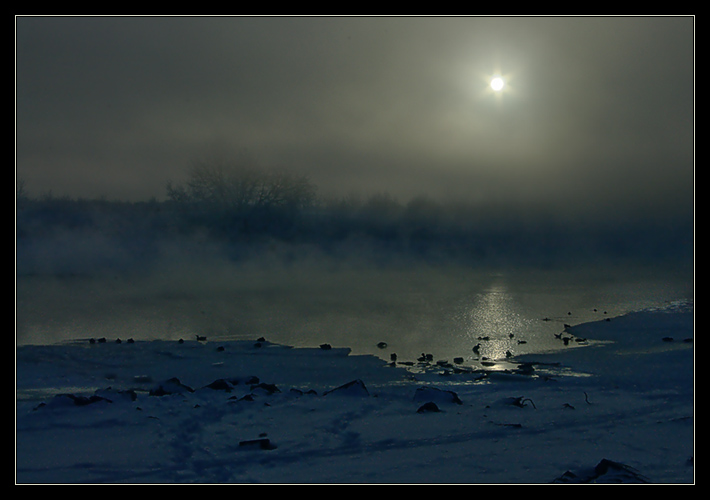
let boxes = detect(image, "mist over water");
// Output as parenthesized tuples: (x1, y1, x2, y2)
(16, 173, 693, 364)
(16, 247, 692, 367)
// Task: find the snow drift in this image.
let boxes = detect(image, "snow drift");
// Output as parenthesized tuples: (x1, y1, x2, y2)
(15, 305, 693, 483)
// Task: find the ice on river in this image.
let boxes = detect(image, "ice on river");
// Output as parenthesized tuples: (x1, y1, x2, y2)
(15, 304, 693, 484)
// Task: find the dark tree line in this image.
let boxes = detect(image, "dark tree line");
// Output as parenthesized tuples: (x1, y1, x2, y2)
(15, 163, 694, 274)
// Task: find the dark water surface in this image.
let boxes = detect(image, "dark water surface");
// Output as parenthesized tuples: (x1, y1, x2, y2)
(16, 262, 692, 368)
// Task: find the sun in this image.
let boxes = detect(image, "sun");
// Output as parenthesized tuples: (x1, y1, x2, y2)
(490, 76, 505, 92)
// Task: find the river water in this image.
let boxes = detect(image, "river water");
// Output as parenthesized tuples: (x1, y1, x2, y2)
(16, 262, 693, 368)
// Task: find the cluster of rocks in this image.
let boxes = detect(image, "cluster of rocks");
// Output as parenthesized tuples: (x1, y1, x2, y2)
(88, 337, 134, 344)
(32, 387, 137, 410)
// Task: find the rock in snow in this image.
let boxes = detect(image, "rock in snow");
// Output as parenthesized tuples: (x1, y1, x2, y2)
(552, 459, 650, 483)
(416, 402, 442, 413)
(238, 438, 278, 451)
(15, 308, 694, 483)
(149, 377, 194, 396)
(412, 386, 462, 405)
(323, 379, 369, 397)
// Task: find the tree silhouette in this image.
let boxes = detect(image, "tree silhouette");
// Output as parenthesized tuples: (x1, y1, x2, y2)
(166, 161, 316, 212)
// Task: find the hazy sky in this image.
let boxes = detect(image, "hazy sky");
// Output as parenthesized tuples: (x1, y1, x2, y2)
(16, 16, 694, 219)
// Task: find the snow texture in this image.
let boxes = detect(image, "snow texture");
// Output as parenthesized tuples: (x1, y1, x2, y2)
(16, 305, 693, 484)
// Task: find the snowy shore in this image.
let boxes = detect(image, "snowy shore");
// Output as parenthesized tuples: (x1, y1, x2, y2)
(15, 304, 693, 484)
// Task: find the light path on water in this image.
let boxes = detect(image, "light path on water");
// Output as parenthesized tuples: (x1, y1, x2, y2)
(17, 263, 692, 370)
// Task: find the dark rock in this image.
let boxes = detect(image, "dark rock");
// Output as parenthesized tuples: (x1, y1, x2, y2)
(324, 379, 369, 397)
(377, 342, 388, 349)
(148, 386, 170, 397)
(413, 386, 462, 405)
(149, 377, 194, 396)
(552, 459, 649, 483)
(95, 387, 138, 402)
(593, 459, 649, 483)
(238, 438, 277, 450)
(515, 363, 535, 375)
(250, 382, 280, 395)
(70, 394, 112, 406)
(42, 393, 112, 408)
(554, 470, 579, 483)
(228, 375, 260, 386)
(662, 336, 674, 342)
(501, 396, 536, 409)
(203, 379, 233, 391)
(416, 401, 441, 413)
(289, 388, 318, 396)
(319, 343, 332, 350)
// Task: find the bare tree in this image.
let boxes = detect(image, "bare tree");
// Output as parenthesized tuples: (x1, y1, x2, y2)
(166, 162, 317, 212)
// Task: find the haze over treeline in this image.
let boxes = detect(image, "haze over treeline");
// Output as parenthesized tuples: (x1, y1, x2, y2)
(15, 160, 693, 277)
(17, 17, 693, 218)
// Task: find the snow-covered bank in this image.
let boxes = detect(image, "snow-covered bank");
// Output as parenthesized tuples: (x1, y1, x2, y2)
(15, 305, 693, 484)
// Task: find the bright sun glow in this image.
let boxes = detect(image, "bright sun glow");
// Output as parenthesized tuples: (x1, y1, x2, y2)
(490, 77, 505, 92)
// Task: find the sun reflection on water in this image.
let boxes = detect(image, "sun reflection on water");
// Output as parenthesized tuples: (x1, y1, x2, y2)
(461, 281, 534, 361)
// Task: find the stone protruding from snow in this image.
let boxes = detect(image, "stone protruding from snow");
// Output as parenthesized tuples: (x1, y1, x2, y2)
(552, 459, 650, 483)
(149, 377, 194, 396)
(416, 401, 442, 413)
(412, 386, 463, 405)
(323, 379, 369, 397)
